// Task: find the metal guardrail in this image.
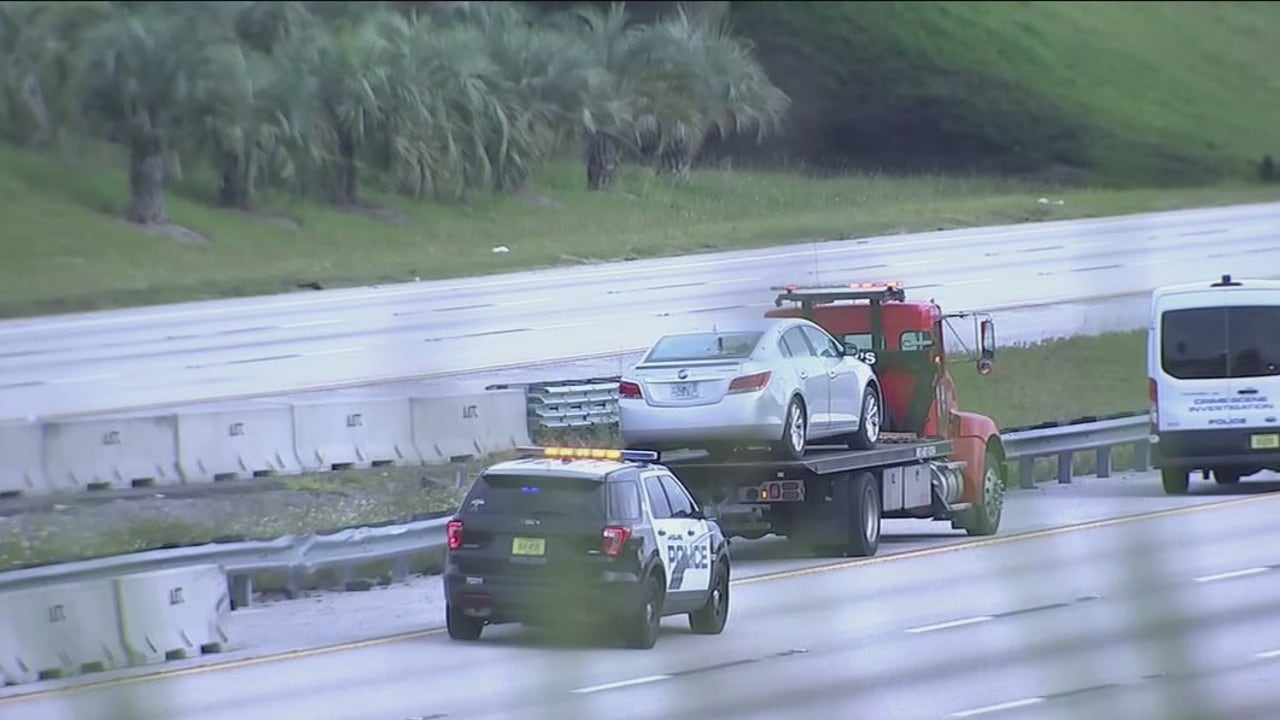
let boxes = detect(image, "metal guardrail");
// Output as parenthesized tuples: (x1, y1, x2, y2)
(1002, 413, 1150, 488)
(0, 518, 450, 610)
(2, 377, 1155, 605)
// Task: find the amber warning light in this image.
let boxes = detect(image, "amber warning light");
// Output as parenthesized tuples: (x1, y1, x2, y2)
(515, 446, 661, 462)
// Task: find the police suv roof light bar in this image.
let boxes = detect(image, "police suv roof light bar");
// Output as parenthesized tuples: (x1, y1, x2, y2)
(771, 281, 907, 308)
(515, 446, 661, 463)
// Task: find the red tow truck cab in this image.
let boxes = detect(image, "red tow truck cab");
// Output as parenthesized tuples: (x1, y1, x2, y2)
(765, 282, 1005, 510)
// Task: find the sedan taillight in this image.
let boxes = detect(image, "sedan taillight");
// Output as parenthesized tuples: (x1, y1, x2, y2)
(728, 371, 772, 394)
(619, 380, 643, 399)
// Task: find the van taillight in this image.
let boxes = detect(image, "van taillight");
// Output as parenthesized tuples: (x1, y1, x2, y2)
(1148, 378, 1158, 432)
(602, 526, 633, 557)
(447, 519, 464, 550)
(728, 371, 772, 394)
(619, 381, 643, 399)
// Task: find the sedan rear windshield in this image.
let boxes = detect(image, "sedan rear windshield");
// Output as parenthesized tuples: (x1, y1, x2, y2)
(1161, 306, 1280, 380)
(644, 331, 763, 362)
(463, 474, 606, 518)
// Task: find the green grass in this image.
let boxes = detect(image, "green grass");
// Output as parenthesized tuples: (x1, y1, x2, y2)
(730, 1, 1280, 183)
(951, 330, 1148, 430)
(1, 138, 1278, 319)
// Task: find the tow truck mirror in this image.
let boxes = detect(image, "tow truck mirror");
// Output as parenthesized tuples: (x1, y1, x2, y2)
(978, 317, 996, 375)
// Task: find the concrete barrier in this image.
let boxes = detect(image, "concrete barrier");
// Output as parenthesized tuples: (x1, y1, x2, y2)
(411, 389, 532, 463)
(43, 414, 181, 492)
(0, 579, 128, 684)
(177, 403, 303, 484)
(0, 421, 46, 497)
(114, 564, 231, 666)
(292, 397, 423, 472)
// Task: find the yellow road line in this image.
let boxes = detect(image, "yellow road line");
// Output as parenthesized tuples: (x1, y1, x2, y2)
(3, 490, 1276, 706)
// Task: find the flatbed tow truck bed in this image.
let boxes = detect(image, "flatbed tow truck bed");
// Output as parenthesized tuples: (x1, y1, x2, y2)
(658, 435, 970, 558)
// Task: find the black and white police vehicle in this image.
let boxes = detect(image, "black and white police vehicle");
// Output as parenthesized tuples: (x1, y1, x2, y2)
(443, 445, 732, 649)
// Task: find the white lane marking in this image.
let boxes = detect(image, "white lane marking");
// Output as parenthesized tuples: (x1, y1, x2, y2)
(498, 298, 551, 307)
(1257, 649, 1280, 659)
(949, 697, 1045, 718)
(905, 615, 994, 634)
(47, 373, 119, 385)
(539, 321, 598, 331)
(571, 674, 672, 694)
(280, 319, 341, 329)
(303, 347, 365, 358)
(940, 277, 995, 288)
(1193, 567, 1270, 583)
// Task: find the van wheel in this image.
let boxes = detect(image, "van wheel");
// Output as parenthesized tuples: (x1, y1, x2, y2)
(446, 604, 484, 641)
(1161, 467, 1189, 495)
(1213, 468, 1242, 485)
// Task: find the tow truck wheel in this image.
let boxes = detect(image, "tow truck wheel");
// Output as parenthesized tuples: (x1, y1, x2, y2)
(847, 470, 881, 557)
(776, 397, 807, 460)
(446, 603, 484, 641)
(1161, 466, 1189, 495)
(961, 449, 1004, 537)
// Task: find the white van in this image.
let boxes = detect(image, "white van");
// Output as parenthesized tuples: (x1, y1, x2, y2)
(1148, 274, 1280, 494)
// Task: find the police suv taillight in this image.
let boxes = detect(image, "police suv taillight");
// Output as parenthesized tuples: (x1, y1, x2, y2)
(447, 519, 464, 550)
(602, 526, 633, 557)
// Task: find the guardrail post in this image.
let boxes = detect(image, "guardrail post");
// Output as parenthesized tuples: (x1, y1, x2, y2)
(391, 556, 411, 584)
(1131, 441, 1150, 472)
(1018, 457, 1035, 489)
(1057, 452, 1073, 484)
(1096, 446, 1112, 479)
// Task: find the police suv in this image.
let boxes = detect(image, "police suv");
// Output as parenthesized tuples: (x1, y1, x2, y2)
(443, 446, 732, 649)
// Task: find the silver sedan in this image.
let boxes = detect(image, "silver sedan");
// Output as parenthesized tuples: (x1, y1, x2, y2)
(618, 316, 883, 459)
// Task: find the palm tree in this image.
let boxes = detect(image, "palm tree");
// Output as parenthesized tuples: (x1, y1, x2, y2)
(632, 7, 790, 181)
(551, 3, 647, 191)
(75, 2, 248, 223)
(0, 1, 111, 148)
(189, 1, 320, 209)
(440, 2, 571, 193)
(277, 8, 412, 207)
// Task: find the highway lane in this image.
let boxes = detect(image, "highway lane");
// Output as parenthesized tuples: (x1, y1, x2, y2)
(2, 201, 1279, 421)
(4, 472, 1280, 720)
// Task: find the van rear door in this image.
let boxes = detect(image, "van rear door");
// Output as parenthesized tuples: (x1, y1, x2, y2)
(1156, 288, 1280, 437)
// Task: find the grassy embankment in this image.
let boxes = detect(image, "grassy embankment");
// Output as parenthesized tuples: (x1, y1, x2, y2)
(0, 139, 1276, 320)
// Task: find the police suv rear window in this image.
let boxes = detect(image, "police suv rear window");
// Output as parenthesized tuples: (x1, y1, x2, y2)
(465, 474, 606, 518)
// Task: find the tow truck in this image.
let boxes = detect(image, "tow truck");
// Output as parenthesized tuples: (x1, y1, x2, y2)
(656, 282, 1007, 557)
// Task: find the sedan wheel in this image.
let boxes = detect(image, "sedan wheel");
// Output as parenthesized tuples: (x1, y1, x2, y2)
(778, 397, 807, 460)
(847, 388, 881, 450)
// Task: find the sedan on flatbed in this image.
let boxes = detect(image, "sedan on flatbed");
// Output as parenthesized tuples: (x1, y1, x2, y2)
(618, 316, 883, 459)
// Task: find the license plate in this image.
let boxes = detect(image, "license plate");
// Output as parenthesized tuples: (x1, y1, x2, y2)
(671, 382, 699, 399)
(511, 537, 546, 556)
(1250, 433, 1280, 450)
